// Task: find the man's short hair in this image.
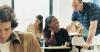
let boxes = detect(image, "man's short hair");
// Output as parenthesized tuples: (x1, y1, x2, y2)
(0, 5, 18, 29)
(79, 0, 82, 3)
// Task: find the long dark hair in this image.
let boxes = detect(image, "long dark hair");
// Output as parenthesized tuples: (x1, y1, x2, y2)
(36, 15, 43, 32)
(44, 16, 55, 32)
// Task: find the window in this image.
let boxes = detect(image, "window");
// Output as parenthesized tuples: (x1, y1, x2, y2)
(14, 0, 49, 32)
(0, 0, 12, 7)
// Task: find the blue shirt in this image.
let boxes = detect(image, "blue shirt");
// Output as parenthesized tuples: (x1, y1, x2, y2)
(72, 2, 100, 35)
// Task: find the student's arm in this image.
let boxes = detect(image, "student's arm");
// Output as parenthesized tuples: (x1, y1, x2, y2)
(32, 35, 42, 52)
(43, 32, 56, 46)
(23, 32, 42, 52)
(63, 29, 72, 47)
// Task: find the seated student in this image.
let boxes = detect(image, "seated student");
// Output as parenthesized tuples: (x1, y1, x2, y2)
(27, 15, 43, 46)
(43, 16, 72, 52)
(0, 5, 42, 52)
(66, 22, 84, 52)
(66, 21, 83, 35)
(27, 15, 43, 38)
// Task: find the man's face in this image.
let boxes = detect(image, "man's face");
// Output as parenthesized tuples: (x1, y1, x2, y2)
(0, 21, 12, 43)
(72, 0, 82, 11)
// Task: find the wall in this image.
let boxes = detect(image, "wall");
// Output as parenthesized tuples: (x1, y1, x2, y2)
(14, 0, 49, 32)
(53, 0, 72, 28)
(93, 0, 100, 7)
(0, 0, 11, 6)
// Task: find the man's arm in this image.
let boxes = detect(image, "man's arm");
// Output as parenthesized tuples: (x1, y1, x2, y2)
(86, 20, 98, 44)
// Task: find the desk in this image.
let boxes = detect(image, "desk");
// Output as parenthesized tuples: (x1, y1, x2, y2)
(41, 46, 71, 52)
(71, 35, 100, 52)
(69, 32, 83, 52)
(41, 46, 70, 49)
(72, 44, 100, 52)
(69, 32, 82, 40)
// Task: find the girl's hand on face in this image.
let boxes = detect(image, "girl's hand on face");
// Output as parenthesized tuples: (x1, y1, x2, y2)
(61, 42, 70, 47)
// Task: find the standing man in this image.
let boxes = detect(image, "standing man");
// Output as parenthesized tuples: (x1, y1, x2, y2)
(0, 5, 42, 52)
(72, 0, 100, 48)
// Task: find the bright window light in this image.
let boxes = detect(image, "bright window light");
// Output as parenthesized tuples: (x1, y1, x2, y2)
(14, 0, 49, 32)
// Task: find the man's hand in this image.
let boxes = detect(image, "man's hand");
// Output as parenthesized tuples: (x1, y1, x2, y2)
(82, 42, 90, 48)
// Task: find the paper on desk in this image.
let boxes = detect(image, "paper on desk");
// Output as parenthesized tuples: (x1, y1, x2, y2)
(72, 36, 85, 46)
(69, 32, 82, 36)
